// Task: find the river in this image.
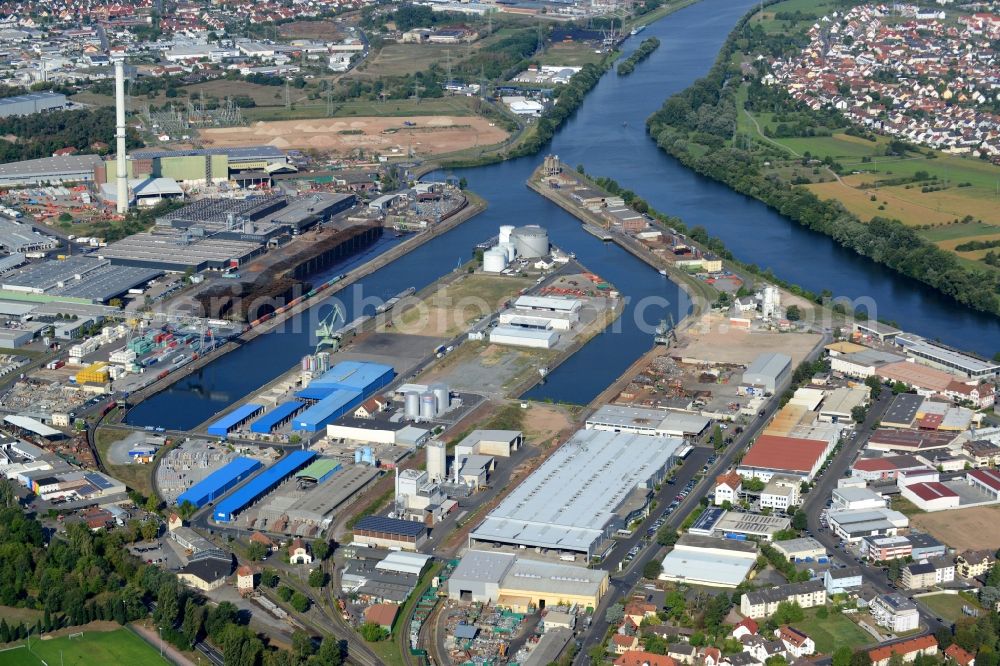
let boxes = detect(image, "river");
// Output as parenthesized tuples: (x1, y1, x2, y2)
(128, 0, 997, 429)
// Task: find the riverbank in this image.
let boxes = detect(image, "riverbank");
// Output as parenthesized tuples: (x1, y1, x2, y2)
(526, 164, 718, 309)
(123, 193, 488, 412)
(645, 0, 1000, 319)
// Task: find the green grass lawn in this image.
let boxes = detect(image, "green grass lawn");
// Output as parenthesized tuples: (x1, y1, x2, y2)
(918, 593, 983, 624)
(791, 608, 873, 654)
(0, 628, 168, 666)
(95, 427, 154, 498)
(918, 221, 1000, 242)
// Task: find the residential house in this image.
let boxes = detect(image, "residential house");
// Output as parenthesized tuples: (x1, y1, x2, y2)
(668, 643, 698, 664)
(870, 593, 920, 633)
(612, 634, 640, 655)
(901, 559, 955, 590)
(776, 626, 815, 658)
(250, 531, 277, 554)
(715, 472, 743, 506)
(624, 600, 658, 626)
(868, 636, 938, 666)
(744, 635, 787, 663)
(956, 550, 994, 579)
(944, 644, 976, 666)
(236, 565, 257, 595)
(732, 617, 759, 640)
(614, 653, 678, 666)
(740, 581, 827, 619)
(824, 566, 863, 595)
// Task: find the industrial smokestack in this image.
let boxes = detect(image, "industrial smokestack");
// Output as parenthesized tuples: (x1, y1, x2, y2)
(113, 54, 129, 215)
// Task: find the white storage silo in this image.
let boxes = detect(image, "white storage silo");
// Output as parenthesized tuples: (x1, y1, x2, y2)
(426, 440, 447, 483)
(419, 392, 437, 419)
(483, 248, 507, 273)
(430, 383, 450, 414)
(499, 225, 515, 244)
(498, 241, 516, 262)
(512, 225, 549, 259)
(404, 391, 421, 419)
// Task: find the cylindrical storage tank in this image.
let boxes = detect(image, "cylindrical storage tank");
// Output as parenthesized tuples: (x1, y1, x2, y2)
(498, 225, 515, 244)
(482, 248, 507, 273)
(404, 392, 421, 419)
(498, 241, 516, 261)
(512, 225, 549, 259)
(362, 447, 374, 464)
(419, 392, 437, 419)
(301, 355, 312, 372)
(430, 383, 450, 414)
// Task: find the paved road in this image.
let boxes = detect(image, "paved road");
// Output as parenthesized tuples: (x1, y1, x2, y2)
(800, 389, 946, 634)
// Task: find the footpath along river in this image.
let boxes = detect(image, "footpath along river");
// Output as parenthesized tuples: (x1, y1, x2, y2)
(129, 0, 998, 429)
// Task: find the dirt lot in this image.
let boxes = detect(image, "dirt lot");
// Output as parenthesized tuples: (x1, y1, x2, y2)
(675, 313, 822, 366)
(278, 19, 344, 39)
(199, 116, 508, 156)
(521, 402, 577, 445)
(911, 505, 1000, 551)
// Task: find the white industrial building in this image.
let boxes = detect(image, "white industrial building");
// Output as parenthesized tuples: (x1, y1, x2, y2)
(453, 430, 522, 458)
(743, 353, 791, 393)
(585, 404, 710, 438)
(827, 507, 909, 542)
(489, 324, 559, 349)
(831, 487, 888, 511)
(658, 534, 758, 588)
(468, 429, 682, 559)
(513, 295, 581, 317)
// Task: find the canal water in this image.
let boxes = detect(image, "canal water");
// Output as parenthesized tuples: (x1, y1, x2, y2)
(129, 0, 997, 429)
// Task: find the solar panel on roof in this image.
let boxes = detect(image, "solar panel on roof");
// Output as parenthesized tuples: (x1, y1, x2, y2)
(83, 473, 114, 490)
(355, 515, 426, 536)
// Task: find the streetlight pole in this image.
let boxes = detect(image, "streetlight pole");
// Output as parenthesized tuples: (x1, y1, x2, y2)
(159, 626, 163, 657)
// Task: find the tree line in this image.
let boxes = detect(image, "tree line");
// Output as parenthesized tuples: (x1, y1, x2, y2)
(0, 107, 143, 164)
(0, 481, 342, 666)
(617, 37, 661, 76)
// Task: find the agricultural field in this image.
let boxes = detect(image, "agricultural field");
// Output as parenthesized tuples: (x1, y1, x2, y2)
(242, 95, 479, 121)
(791, 607, 873, 654)
(73, 79, 292, 110)
(753, 0, 840, 33)
(0, 628, 167, 666)
(200, 113, 507, 156)
(911, 505, 1000, 552)
(918, 592, 984, 624)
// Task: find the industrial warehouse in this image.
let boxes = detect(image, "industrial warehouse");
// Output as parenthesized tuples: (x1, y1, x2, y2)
(0, 255, 162, 304)
(468, 429, 683, 559)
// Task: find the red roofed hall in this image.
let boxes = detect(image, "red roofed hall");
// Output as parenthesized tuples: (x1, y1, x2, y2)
(737, 434, 833, 481)
(900, 481, 960, 512)
(967, 469, 1000, 500)
(614, 652, 678, 666)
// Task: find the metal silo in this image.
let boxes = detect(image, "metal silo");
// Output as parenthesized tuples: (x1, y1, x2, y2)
(354, 449, 362, 464)
(430, 383, 450, 414)
(482, 248, 507, 273)
(404, 392, 421, 419)
(498, 241, 516, 261)
(499, 225, 515, 244)
(512, 225, 549, 258)
(419, 392, 437, 419)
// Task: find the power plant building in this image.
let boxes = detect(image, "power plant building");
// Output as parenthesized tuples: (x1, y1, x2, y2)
(102, 146, 291, 186)
(0, 154, 105, 187)
(469, 429, 682, 559)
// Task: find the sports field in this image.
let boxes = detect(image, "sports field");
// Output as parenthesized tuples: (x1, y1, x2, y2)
(0, 628, 168, 666)
(911, 505, 1000, 551)
(200, 115, 508, 156)
(791, 608, 872, 654)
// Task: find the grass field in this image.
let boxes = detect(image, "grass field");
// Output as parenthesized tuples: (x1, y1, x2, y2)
(392, 273, 533, 337)
(243, 96, 478, 121)
(918, 593, 983, 624)
(791, 608, 873, 654)
(95, 427, 154, 498)
(538, 41, 608, 67)
(0, 628, 168, 666)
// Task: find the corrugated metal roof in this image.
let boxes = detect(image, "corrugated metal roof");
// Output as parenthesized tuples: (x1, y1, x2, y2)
(207, 403, 263, 435)
(250, 401, 303, 434)
(213, 449, 315, 522)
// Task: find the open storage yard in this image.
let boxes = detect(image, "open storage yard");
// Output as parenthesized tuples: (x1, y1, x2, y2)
(910, 505, 1000, 551)
(673, 313, 822, 366)
(199, 116, 508, 155)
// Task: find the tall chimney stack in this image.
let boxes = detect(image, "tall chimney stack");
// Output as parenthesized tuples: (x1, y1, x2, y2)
(112, 53, 129, 215)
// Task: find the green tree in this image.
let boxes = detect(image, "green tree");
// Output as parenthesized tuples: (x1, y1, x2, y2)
(656, 526, 679, 547)
(308, 568, 327, 588)
(315, 636, 344, 665)
(851, 405, 868, 423)
(833, 646, 853, 666)
(851, 649, 873, 666)
(312, 539, 330, 561)
(291, 629, 315, 660)
(260, 569, 279, 588)
(864, 375, 882, 398)
(785, 305, 801, 321)
(359, 622, 388, 642)
(247, 541, 267, 562)
(181, 598, 204, 646)
(290, 592, 310, 613)
(605, 602, 625, 625)
(791, 510, 807, 531)
(277, 586, 293, 602)
(711, 425, 724, 450)
(643, 560, 663, 580)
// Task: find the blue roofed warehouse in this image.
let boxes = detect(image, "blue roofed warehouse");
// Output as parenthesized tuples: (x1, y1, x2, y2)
(250, 401, 304, 434)
(207, 403, 264, 436)
(176, 457, 262, 509)
(291, 361, 395, 432)
(213, 449, 316, 522)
